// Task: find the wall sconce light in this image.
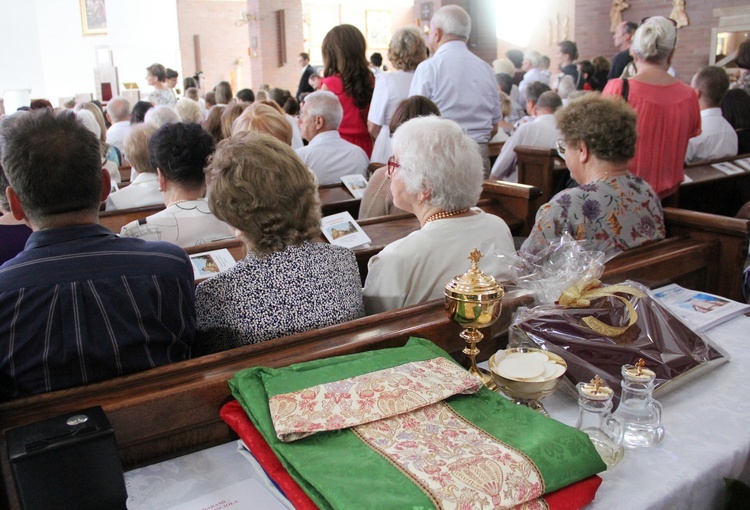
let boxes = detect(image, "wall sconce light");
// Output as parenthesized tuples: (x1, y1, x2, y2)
(235, 9, 257, 26)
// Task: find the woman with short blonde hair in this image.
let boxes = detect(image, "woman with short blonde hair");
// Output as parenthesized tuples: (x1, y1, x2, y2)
(105, 124, 162, 211)
(193, 132, 364, 354)
(231, 102, 293, 145)
(367, 26, 427, 164)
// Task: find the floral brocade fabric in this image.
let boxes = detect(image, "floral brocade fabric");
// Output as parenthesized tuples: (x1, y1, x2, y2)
(521, 174, 665, 258)
(268, 357, 482, 442)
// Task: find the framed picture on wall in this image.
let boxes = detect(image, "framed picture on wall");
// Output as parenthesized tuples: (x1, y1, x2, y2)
(366, 10, 391, 49)
(80, 0, 107, 36)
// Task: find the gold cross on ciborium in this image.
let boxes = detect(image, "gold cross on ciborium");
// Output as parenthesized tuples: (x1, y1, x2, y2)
(444, 249, 505, 389)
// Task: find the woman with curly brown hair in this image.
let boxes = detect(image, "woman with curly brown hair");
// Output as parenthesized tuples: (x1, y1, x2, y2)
(193, 132, 364, 354)
(367, 26, 427, 164)
(320, 24, 374, 157)
(520, 94, 665, 258)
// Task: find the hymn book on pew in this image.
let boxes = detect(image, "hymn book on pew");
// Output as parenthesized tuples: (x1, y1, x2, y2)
(340, 174, 368, 198)
(652, 284, 750, 333)
(321, 211, 371, 249)
(711, 161, 748, 176)
(733, 157, 750, 172)
(189, 249, 237, 280)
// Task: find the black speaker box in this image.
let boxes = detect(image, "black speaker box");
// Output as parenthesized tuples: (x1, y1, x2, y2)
(6, 406, 127, 510)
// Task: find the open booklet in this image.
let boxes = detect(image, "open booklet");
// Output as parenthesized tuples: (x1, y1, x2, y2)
(320, 211, 371, 249)
(711, 161, 747, 175)
(652, 283, 750, 332)
(733, 157, 750, 172)
(189, 249, 237, 280)
(340, 174, 368, 198)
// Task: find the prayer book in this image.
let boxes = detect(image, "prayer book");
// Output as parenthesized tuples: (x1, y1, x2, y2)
(189, 249, 237, 280)
(320, 212, 371, 249)
(711, 161, 746, 175)
(340, 174, 368, 198)
(652, 283, 750, 332)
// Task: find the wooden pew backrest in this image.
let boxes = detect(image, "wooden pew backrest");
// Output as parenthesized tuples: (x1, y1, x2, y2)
(99, 204, 165, 233)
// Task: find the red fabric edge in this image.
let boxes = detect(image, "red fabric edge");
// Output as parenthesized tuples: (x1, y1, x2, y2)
(220, 400, 602, 510)
(220, 400, 318, 510)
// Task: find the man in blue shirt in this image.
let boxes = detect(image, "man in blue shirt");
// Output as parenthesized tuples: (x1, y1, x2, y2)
(0, 111, 195, 400)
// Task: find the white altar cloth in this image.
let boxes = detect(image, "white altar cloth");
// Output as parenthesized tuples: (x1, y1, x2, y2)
(125, 316, 750, 510)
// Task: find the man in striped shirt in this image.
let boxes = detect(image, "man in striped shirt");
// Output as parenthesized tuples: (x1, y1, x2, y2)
(0, 110, 195, 400)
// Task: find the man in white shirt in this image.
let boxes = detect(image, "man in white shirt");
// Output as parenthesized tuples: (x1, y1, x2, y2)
(408, 5, 502, 177)
(105, 96, 132, 154)
(490, 91, 562, 182)
(518, 50, 550, 105)
(685, 66, 738, 163)
(295, 91, 369, 185)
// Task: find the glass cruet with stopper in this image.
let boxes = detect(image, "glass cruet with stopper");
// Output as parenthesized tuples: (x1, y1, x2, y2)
(575, 375, 625, 467)
(613, 358, 664, 448)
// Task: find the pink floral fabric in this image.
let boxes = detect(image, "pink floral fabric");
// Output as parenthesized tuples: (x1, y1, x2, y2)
(354, 401, 545, 510)
(268, 357, 482, 442)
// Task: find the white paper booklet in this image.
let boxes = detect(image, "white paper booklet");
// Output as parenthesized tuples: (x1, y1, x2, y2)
(711, 161, 745, 175)
(189, 248, 237, 280)
(733, 157, 750, 172)
(652, 284, 750, 332)
(321, 211, 371, 249)
(341, 174, 368, 198)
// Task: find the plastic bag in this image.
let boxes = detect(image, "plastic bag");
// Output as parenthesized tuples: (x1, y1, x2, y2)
(509, 280, 728, 406)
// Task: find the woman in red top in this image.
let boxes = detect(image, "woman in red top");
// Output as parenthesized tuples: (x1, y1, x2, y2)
(320, 24, 374, 157)
(603, 16, 700, 199)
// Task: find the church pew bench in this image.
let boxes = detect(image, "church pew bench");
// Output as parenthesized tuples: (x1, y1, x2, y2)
(184, 181, 541, 283)
(662, 207, 750, 301)
(511, 146, 569, 213)
(98, 185, 367, 235)
(680, 153, 750, 217)
(0, 221, 737, 508)
(98, 204, 165, 233)
(317, 183, 361, 218)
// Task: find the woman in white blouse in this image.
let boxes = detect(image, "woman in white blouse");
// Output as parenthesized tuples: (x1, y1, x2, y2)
(120, 123, 233, 247)
(362, 116, 517, 314)
(367, 26, 427, 165)
(104, 124, 162, 211)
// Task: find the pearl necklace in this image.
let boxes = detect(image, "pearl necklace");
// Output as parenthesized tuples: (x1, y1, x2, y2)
(424, 208, 470, 224)
(167, 198, 202, 208)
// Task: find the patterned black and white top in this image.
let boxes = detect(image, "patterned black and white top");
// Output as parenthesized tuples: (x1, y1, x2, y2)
(193, 242, 364, 355)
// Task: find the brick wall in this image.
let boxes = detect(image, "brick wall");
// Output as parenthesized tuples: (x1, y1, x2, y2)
(575, 0, 750, 82)
(176, 0, 251, 96)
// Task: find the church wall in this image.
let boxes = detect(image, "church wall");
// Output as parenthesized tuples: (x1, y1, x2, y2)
(176, 0, 250, 97)
(0, 0, 181, 106)
(575, 0, 750, 82)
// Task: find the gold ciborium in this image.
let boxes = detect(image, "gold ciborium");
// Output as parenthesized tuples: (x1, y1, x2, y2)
(444, 249, 504, 390)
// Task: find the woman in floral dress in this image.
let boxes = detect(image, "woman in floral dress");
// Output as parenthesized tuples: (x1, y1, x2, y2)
(520, 94, 665, 258)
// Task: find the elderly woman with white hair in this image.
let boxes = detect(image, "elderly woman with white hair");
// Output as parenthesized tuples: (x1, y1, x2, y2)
(362, 116, 516, 314)
(144, 105, 182, 129)
(603, 16, 700, 199)
(518, 50, 550, 104)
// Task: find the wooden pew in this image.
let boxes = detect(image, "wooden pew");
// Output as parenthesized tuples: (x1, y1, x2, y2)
(98, 204, 165, 233)
(680, 153, 750, 217)
(119, 165, 132, 184)
(0, 208, 742, 508)
(184, 182, 542, 284)
(512, 146, 569, 212)
(662, 207, 749, 301)
(98, 185, 367, 235)
(317, 183, 361, 218)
